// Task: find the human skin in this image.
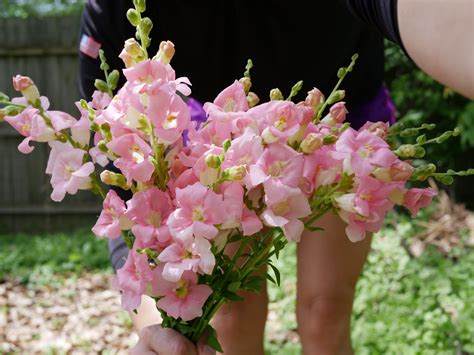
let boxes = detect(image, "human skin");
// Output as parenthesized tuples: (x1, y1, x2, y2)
(398, 0, 474, 99)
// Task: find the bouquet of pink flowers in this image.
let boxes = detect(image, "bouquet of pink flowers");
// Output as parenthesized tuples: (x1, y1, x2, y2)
(1, 0, 472, 350)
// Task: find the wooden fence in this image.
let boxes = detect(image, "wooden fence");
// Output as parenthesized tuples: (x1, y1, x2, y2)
(0, 15, 101, 233)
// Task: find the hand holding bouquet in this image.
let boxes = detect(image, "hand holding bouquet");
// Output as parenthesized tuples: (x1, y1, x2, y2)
(1, 0, 472, 351)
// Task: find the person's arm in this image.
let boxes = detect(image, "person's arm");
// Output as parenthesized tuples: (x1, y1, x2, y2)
(397, 0, 474, 99)
(345, 0, 474, 99)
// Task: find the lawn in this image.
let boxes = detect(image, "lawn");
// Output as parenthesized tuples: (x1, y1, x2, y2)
(1, 209, 473, 354)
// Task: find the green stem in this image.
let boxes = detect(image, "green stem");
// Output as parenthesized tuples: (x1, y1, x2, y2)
(315, 55, 358, 122)
(0, 101, 27, 108)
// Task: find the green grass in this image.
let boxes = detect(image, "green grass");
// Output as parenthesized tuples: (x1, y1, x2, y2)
(264, 212, 474, 354)
(0, 230, 111, 284)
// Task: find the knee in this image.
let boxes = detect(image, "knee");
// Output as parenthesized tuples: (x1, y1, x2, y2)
(296, 291, 354, 345)
(213, 290, 268, 336)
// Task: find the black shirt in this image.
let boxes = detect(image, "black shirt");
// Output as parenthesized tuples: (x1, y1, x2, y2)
(79, 0, 384, 106)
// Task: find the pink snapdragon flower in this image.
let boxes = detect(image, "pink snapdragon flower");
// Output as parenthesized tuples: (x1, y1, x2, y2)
(152, 265, 212, 321)
(321, 102, 348, 126)
(333, 128, 397, 176)
(249, 100, 306, 144)
(193, 146, 223, 186)
(92, 190, 132, 239)
(107, 133, 155, 185)
(147, 93, 191, 145)
(261, 182, 311, 242)
(116, 248, 153, 311)
(125, 187, 173, 246)
(335, 176, 397, 242)
(123, 59, 191, 97)
(220, 182, 263, 235)
(224, 128, 264, 188)
(403, 188, 437, 217)
(4, 107, 55, 153)
(158, 236, 215, 282)
(249, 143, 303, 189)
(12, 75, 40, 103)
(202, 81, 253, 141)
(46, 141, 95, 202)
(167, 182, 228, 242)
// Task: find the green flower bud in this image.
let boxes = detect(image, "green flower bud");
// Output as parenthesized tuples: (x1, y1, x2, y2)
(270, 88, 284, 101)
(247, 92, 260, 108)
(127, 8, 141, 27)
(389, 121, 405, 135)
(108, 70, 120, 91)
(205, 154, 222, 169)
(239, 77, 252, 93)
(395, 144, 417, 158)
(4, 105, 20, 116)
(327, 90, 345, 105)
(323, 134, 338, 145)
(223, 165, 246, 181)
(100, 170, 130, 190)
(94, 79, 109, 93)
(223, 139, 231, 152)
(0, 91, 9, 101)
(139, 17, 153, 37)
(133, 0, 146, 12)
(300, 133, 324, 154)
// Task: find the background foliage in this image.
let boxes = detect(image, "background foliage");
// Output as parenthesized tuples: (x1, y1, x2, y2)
(0, 0, 85, 18)
(384, 42, 474, 208)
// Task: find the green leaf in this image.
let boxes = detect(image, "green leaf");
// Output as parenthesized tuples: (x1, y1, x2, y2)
(264, 272, 277, 285)
(416, 134, 427, 144)
(227, 281, 241, 293)
(175, 323, 196, 335)
(304, 225, 324, 232)
(205, 325, 223, 353)
(224, 291, 245, 302)
(268, 263, 281, 287)
(243, 276, 262, 292)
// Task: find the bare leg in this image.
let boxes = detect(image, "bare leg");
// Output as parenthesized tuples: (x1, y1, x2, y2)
(212, 241, 268, 355)
(297, 213, 371, 355)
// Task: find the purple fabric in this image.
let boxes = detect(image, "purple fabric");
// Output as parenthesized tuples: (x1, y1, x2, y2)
(184, 85, 396, 143)
(346, 86, 396, 129)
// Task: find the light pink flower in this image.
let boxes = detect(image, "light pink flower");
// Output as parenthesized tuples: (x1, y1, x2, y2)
(107, 133, 155, 185)
(193, 146, 223, 186)
(248, 100, 306, 144)
(335, 176, 397, 242)
(116, 248, 153, 311)
(123, 59, 191, 97)
(403, 188, 437, 217)
(261, 182, 311, 242)
(224, 128, 264, 188)
(333, 128, 397, 177)
(219, 182, 262, 235)
(4, 107, 55, 153)
(152, 265, 212, 321)
(91, 90, 112, 110)
(167, 182, 228, 242)
(147, 93, 191, 145)
(209, 80, 249, 113)
(249, 143, 303, 189)
(12, 75, 34, 91)
(48, 111, 77, 132)
(321, 102, 348, 125)
(92, 190, 131, 239)
(47, 144, 95, 202)
(158, 236, 216, 282)
(125, 187, 173, 246)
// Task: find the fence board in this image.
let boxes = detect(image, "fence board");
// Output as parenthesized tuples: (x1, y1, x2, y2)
(0, 14, 103, 233)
